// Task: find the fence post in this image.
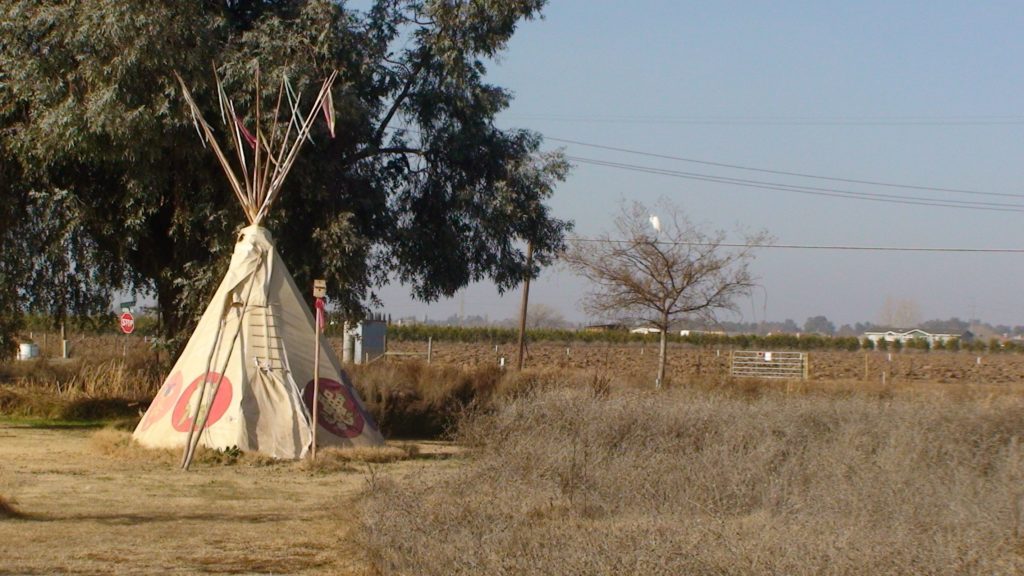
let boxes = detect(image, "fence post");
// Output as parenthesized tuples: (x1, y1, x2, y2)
(427, 337, 433, 364)
(61, 323, 69, 359)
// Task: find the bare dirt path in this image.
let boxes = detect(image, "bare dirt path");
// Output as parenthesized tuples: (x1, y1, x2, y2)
(0, 424, 457, 575)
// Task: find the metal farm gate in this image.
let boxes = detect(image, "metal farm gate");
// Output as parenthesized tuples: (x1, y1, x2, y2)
(730, 351, 808, 380)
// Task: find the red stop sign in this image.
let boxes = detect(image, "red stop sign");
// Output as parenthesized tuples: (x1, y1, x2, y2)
(120, 312, 135, 334)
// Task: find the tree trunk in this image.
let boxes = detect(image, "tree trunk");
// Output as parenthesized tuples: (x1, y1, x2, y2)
(657, 314, 668, 389)
(155, 275, 188, 355)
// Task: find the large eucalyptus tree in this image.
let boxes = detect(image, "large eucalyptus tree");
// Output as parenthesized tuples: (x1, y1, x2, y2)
(0, 0, 570, 356)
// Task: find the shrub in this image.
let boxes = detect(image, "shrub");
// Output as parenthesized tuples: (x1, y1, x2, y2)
(385, 324, 891, 352)
(0, 494, 24, 519)
(905, 338, 930, 352)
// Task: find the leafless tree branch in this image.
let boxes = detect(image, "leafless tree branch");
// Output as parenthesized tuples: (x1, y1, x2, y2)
(563, 199, 770, 387)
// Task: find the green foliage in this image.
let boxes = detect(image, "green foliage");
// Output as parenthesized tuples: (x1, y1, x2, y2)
(218, 445, 243, 463)
(20, 312, 160, 336)
(386, 324, 920, 352)
(905, 338, 930, 352)
(840, 336, 863, 351)
(803, 315, 836, 335)
(387, 324, 619, 345)
(0, 0, 569, 349)
(963, 339, 988, 353)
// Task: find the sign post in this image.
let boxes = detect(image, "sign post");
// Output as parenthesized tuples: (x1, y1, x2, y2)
(310, 279, 327, 460)
(119, 308, 135, 356)
(119, 311, 136, 334)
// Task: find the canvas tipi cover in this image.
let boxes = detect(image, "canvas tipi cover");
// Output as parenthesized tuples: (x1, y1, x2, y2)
(133, 225, 383, 459)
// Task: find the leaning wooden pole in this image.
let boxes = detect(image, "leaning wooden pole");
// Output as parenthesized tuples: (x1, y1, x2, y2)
(182, 317, 245, 470)
(180, 318, 227, 469)
(311, 312, 321, 461)
(182, 280, 257, 470)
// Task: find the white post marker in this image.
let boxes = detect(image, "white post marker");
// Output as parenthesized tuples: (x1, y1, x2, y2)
(311, 279, 327, 461)
(61, 322, 69, 359)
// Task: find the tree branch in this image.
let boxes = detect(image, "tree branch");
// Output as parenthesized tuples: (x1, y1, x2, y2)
(373, 59, 425, 145)
(566, 198, 766, 331)
(348, 145, 424, 164)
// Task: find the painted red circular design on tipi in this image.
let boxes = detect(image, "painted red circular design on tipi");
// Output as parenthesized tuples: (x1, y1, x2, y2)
(303, 378, 365, 438)
(171, 372, 233, 433)
(139, 371, 182, 431)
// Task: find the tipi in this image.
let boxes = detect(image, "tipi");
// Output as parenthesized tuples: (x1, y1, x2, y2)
(134, 70, 384, 465)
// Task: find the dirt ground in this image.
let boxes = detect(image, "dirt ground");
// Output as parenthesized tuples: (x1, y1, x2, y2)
(6, 340, 1024, 574)
(0, 424, 457, 575)
(386, 340, 1024, 384)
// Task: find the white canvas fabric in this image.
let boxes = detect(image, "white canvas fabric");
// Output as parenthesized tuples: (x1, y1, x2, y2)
(134, 225, 384, 458)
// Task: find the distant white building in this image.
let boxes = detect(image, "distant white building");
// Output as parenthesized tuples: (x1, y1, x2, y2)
(680, 329, 726, 337)
(630, 326, 662, 335)
(862, 329, 958, 347)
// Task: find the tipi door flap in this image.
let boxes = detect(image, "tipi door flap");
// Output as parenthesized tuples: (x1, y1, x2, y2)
(246, 369, 312, 459)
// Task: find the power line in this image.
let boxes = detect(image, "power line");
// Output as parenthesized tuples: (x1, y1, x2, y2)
(549, 136, 1024, 199)
(383, 125, 1024, 211)
(572, 238, 1024, 253)
(509, 114, 1024, 126)
(567, 156, 1024, 213)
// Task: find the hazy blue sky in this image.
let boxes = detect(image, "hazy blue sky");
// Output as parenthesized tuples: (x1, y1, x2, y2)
(377, 1, 1024, 328)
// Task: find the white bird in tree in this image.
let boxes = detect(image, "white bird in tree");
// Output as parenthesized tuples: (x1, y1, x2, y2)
(649, 214, 661, 234)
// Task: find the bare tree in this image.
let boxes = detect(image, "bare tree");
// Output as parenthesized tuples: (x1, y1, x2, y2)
(527, 303, 569, 330)
(498, 303, 569, 329)
(564, 200, 769, 388)
(878, 296, 922, 329)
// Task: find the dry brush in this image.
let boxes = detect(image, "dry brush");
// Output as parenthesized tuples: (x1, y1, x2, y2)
(360, 385, 1024, 575)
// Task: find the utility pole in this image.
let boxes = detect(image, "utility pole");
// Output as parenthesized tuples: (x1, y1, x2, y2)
(516, 241, 534, 371)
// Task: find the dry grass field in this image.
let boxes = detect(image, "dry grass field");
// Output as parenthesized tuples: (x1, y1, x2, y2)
(362, 384, 1024, 575)
(388, 339, 1024, 385)
(5, 335, 1024, 574)
(0, 423, 455, 575)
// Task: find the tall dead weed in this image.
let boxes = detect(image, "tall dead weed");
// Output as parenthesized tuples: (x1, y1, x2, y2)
(361, 385, 1024, 575)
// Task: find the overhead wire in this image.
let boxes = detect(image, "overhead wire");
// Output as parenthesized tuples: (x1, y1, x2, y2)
(377, 123, 1024, 252)
(571, 238, 1024, 253)
(508, 114, 1024, 126)
(547, 136, 1024, 199)
(383, 123, 1024, 211)
(567, 156, 1024, 213)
